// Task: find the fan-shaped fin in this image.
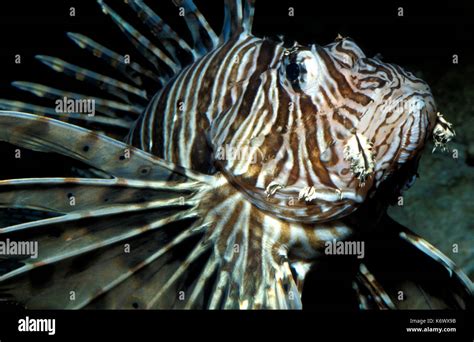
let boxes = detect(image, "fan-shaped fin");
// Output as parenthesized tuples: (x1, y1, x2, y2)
(0, 112, 300, 309)
(0, 207, 198, 279)
(84, 189, 302, 310)
(0, 214, 209, 309)
(0, 111, 213, 309)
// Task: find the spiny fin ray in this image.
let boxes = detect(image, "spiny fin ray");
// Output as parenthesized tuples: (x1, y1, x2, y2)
(35, 55, 148, 103)
(222, 0, 243, 41)
(172, 0, 219, 54)
(0, 101, 131, 130)
(243, 0, 256, 33)
(97, 0, 179, 74)
(12, 81, 143, 118)
(0, 111, 210, 182)
(66, 32, 162, 87)
(124, 0, 197, 62)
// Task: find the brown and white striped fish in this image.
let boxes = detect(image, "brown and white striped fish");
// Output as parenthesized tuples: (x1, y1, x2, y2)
(0, 0, 471, 309)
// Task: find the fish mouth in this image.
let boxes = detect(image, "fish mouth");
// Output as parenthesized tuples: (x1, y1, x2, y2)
(359, 91, 437, 186)
(393, 96, 434, 165)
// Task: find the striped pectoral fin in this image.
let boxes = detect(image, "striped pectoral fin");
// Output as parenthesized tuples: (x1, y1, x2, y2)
(0, 214, 209, 309)
(0, 177, 208, 309)
(363, 214, 473, 310)
(124, 182, 303, 310)
(0, 161, 211, 309)
(0, 111, 219, 309)
(0, 113, 300, 309)
(0, 190, 299, 310)
(114, 186, 303, 310)
(0, 111, 212, 183)
(354, 263, 396, 310)
(397, 230, 473, 309)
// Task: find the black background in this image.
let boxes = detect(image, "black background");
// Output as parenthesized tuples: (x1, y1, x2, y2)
(0, 310, 472, 341)
(0, 0, 472, 77)
(0, 0, 472, 88)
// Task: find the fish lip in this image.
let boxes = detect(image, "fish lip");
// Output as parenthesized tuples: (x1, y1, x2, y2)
(356, 89, 435, 188)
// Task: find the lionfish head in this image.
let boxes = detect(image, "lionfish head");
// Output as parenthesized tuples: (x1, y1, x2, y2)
(277, 37, 438, 187)
(213, 36, 446, 223)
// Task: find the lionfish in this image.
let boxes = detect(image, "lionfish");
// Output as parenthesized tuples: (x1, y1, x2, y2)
(0, 0, 471, 310)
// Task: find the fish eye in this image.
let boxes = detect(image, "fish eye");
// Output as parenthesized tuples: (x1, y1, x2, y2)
(285, 62, 301, 84)
(281, 47, 319, 93)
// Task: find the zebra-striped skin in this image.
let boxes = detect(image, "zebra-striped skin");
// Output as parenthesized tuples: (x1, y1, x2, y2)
(130, 33, 437, 225)
(0, 0, 471, 310)
(127, 23, 437, 278)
